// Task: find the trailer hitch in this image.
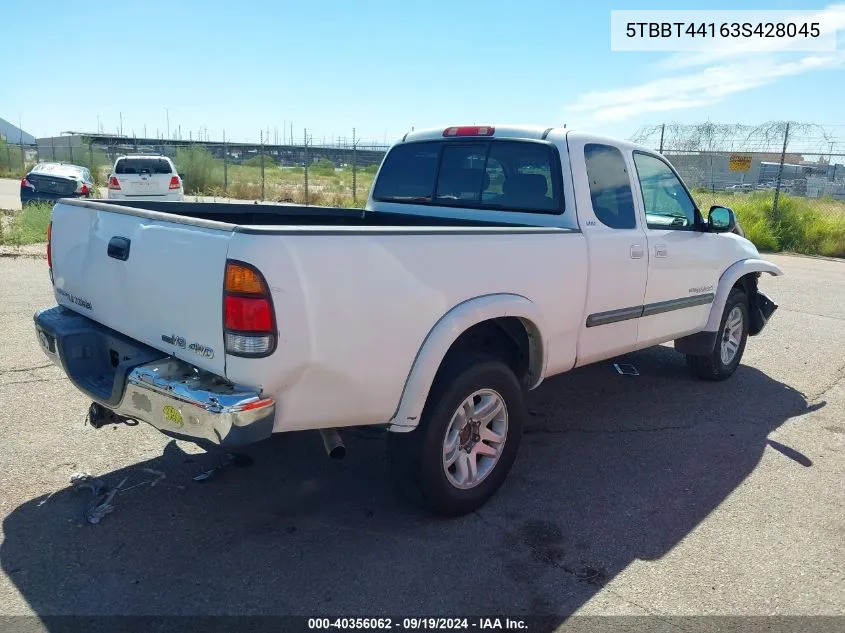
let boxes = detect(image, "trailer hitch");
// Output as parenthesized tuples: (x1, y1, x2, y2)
(87, 402, 138, 429)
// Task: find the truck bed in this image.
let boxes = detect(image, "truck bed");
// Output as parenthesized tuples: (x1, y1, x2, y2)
(87, 199, 539, 229)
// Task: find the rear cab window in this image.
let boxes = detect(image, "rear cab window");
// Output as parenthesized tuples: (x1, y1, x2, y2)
(114, 157, 173, 175)
(373, 140, 563, 214)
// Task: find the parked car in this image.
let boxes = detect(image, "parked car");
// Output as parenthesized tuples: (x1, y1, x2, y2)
(34, 125, 782, 517)
(106, 155, 183, 201)
(20, 162, 94, 206)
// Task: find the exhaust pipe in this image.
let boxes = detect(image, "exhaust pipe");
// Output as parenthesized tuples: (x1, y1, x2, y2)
(319, 429, 346, 460)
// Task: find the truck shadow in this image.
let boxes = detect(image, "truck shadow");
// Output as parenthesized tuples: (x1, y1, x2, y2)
(1, 345, 821, 625)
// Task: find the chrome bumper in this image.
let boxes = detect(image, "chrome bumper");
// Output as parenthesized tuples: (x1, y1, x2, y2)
(34, 306, 274, 447)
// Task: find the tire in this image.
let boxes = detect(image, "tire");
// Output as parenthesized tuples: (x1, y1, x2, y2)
(388, 352, 524, 517)
(687, 288, 749, 381)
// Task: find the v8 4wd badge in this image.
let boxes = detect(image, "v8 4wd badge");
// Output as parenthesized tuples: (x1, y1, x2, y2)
(188, 342, 215, 359)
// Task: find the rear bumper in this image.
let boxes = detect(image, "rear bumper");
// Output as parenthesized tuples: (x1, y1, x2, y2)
(106, 191, 184, 201)
(34, 306, 274, 447)
(21, 190, 87, 205)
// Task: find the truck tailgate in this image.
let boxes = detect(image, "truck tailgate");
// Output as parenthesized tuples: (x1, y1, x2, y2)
(49, 201, 232, 376)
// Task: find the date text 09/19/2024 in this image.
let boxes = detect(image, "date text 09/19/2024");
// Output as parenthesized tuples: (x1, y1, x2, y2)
(307, 618, 528, 630)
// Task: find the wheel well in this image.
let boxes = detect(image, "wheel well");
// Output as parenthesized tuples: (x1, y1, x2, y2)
(437, 317, 541, 389)
(732, 273, 758, 304)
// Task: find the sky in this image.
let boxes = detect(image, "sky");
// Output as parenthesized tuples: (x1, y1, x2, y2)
(1, 0, 844, 147)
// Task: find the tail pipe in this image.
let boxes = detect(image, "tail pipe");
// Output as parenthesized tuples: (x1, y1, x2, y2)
(319, 429, 346, 460)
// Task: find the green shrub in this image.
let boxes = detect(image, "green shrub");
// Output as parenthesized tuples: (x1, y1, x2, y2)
(0, 203, 53, 245)
(695, 190, 845, 258)
(242, 154, 273, 169)
(309, 158, 336, 176)
(0, 139, 29, 178)
(174, 145, 222, 193)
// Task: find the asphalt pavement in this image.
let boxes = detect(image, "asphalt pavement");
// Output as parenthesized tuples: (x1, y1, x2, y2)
(0, 252, 842, 628)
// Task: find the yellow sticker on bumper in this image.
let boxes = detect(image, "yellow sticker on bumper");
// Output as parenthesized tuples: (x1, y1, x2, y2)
(163, 405, 184, 428)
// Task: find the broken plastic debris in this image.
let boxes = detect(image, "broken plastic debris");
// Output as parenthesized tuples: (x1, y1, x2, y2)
(193, 452, 252, 483)
(70, 472, 107, 495)
(141, 468, 166, 487)
(613, 363, 639, 376)
(84, 477, 127, 524)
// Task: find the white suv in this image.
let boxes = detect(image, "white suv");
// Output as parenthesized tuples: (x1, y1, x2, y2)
(107, 155, 184, 201)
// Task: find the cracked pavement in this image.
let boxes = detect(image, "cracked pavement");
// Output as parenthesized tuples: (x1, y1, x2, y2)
(0, 253, 843, 623)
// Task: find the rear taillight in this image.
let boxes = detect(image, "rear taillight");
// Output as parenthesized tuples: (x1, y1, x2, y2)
(108, 176, 121, 190)
(169, 176, 180, 190)
(46, 222, 52, 269)
(223, 260, 276, 357)
(79, 183, 90, 195)
(21, 176, 34, 190)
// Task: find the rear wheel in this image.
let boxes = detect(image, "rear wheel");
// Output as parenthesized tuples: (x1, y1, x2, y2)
(687, 288, 748, 381)
(388, 353, 524, 517)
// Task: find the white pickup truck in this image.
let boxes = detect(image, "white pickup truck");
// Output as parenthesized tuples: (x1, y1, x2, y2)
(34, 125, 782, 516)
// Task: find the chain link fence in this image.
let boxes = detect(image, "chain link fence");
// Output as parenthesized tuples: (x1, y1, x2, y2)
(3, 131, 390, 208)
(633, 122, 845, 257)
(4, 121, 844, 255)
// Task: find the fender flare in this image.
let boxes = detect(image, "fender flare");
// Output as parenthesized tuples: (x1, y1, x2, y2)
(704, 258, 784, 332)
(387, 294, 546, 432)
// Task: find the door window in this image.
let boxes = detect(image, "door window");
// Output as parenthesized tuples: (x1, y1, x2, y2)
(633, 153, 697, 229)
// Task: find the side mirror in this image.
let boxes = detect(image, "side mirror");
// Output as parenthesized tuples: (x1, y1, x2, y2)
(708, 205, 736, 233)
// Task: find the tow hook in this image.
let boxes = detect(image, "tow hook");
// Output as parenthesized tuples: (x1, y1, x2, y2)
(87, 402, 138, 429)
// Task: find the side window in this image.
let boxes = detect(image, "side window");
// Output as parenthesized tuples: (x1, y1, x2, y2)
(633, 153, 697, 229)
(583, 144, 636, 229)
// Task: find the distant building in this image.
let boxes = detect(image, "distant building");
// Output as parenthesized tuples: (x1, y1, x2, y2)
(0, 117, 36, 144)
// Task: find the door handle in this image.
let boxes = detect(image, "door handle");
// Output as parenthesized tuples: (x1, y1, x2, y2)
(630, 244, 644, 259)
(655, 244, 668, 258)
(107, 236, 131, 261)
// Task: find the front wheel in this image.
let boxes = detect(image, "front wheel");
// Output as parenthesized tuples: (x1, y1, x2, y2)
(388, 353, 524, 517)
(687, 288, 748, 380)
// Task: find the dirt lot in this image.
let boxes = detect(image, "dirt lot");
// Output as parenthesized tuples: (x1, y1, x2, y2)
(0, 253, 843, 626)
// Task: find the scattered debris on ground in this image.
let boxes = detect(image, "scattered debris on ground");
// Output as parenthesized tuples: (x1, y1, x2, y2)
(68, 468, 184, 525)
(193, 452, 253, 483)
(613, 362, 639, 376)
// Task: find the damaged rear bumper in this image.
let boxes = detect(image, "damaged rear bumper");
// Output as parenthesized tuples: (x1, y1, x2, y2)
(34, 305, 275, 447)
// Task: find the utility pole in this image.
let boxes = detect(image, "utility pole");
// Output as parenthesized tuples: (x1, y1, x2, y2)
(260, 129, 265, 201)
(773, 122, 791, 219)
(119, 112, 123, 137)
(304, 128, 309, 206)
(352, 127, 357, 202)
(166, 108, 170, 140)
(19, 116, 24, 170)
(223, 129, 228, 193)
(658, 123, 666, 154)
